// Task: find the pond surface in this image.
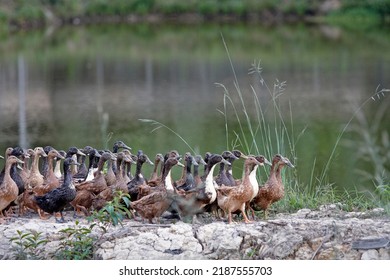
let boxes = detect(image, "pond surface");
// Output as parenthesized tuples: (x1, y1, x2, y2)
(0, 23, 389, 198)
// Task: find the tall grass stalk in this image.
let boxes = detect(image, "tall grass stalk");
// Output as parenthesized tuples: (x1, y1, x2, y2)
(139, 118, 196, 154)
(318, 87, 390, 189)
(216, 37, 389, 211)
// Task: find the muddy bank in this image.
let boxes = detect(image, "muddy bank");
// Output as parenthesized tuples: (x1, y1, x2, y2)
(1, 205, 389, 260)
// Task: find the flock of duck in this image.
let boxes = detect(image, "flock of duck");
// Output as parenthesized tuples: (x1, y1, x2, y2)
(0, 140, 294, 224)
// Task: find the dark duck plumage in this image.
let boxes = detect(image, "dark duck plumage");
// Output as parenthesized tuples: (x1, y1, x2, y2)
(176, 154, 231, 219)
(112, 140, 131, 174)
(73, 146, 95, 181)
(41, 146, 54, 178)
(34, 157, 80, 223)
(193, 155, 207, 187)
(83, 148, 101, 182)
(215, 151, 240, 187)
(176, 152, 198, 192)
(127, 150, 154, 201)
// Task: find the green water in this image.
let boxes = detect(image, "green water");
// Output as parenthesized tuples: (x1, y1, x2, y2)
(0, 23, 389, 198)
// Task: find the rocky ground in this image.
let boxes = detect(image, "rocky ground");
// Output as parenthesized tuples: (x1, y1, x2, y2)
(1, 204, 389, 260)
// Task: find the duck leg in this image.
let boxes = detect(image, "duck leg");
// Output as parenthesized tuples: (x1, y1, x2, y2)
(240, 204, 252, 223)
(55, 212, 65, 223)
(245, 203, 256, 221)
(227, 211, 233, 224)
(38, 209, 50, 220)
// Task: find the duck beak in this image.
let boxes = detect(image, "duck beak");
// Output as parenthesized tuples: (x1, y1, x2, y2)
(283, 157, 295, 168)
(240, 154, 248, 159)
(121, 143, 132, 151)
(0, 155, 3, 159)
(126, 156, 135, 164)
(176, 162, 185, 168)
(221, 158, 231, 166)
(191, 156, 198, 166)
(198, 157, 207, 165)
(77, 149, 86, 157)
(146, 157, 154, 165)
(264, 158, 272, 166)
(56, 153, 65, 160)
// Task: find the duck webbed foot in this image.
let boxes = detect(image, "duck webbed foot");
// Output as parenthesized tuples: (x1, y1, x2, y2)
(55, 212, 66, 223)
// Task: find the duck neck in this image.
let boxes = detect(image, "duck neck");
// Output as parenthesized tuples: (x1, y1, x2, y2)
(63, 164, 73, 188)
(54, 159, 62, 178)
(71, 154, 78, 175)
(97, 157, 106, 173)
(150, 160, 159, 178)
(31, 153, 41, 173)
(217, 162, 225, 177)
(88, 154, 95, 169)
(205, 164, 218, 191)
(41, 157, 49, 176)
(242, 162, 253, 185)
(164, 169, 174, 192)
(115, 160, 124, 181)
(126, 161, 133, 180)
(23, 156, 30, 173)
(248, 165, 259, 191)
(135, 160, 144, 181)
(4, 159, 13, 179)
(193, 163, 199, 178)
(267, 163, 278, 185)
(275, 164, 284, 184)
(46, 156, 55, 177)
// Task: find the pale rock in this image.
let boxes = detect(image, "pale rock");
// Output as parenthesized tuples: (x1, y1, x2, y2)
(295, 243, 314, 260)
(378, 248, 390, 260)
(295, 209, 311, 218)
(361, 249, 379, 260)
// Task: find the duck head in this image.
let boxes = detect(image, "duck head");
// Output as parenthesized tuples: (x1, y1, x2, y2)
(194, 155, 206, 166)
(66, 146, 86, 158)
(113, 140, 131, 152)
(255, 155, 272, 166)
(232, 150, 248, 160)
(272, 154, 295, 168)
(7, 155, 25, 165)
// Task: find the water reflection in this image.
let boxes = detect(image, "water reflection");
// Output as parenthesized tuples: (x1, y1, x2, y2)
(0, 23, 389, 194)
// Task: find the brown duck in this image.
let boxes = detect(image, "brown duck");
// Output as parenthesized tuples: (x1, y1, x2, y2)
(130, 157, 184, 223)
(0, 156, 25, 221)
(250, 154, 294, 219)
(216, 156, 262, 223)
(27, 147, 48, 189)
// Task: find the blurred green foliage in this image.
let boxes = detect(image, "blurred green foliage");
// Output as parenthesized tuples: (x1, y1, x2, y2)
(0, 0, 389, 30)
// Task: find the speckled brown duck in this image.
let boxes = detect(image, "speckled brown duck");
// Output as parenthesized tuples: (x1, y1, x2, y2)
(250, 154, 294, 219)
